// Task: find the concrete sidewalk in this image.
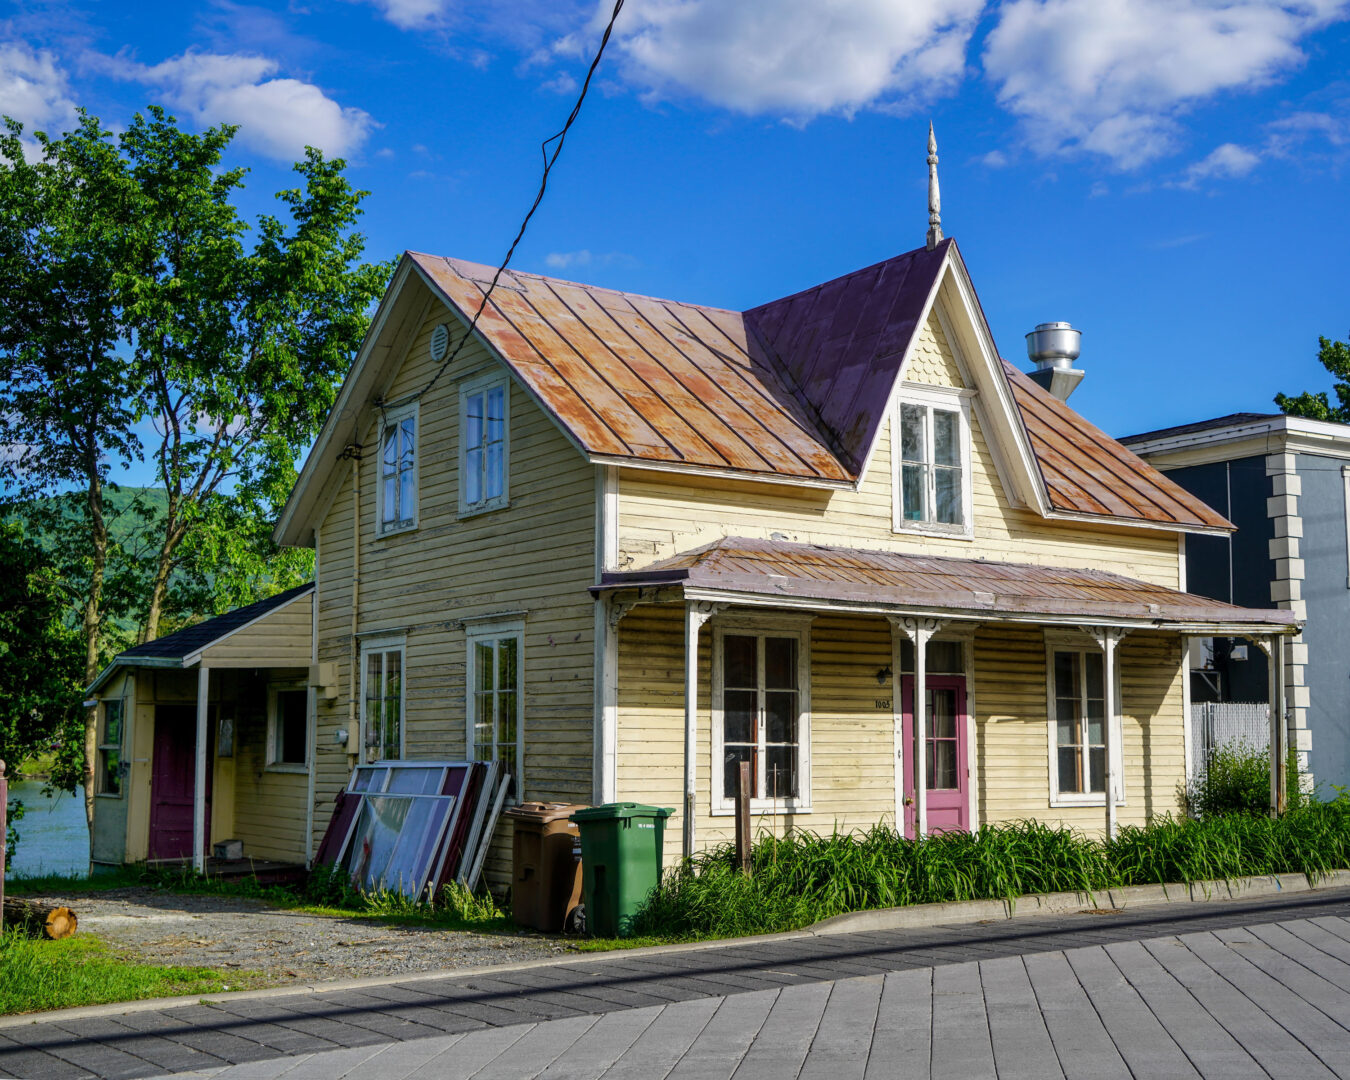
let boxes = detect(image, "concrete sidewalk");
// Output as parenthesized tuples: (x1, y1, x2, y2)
(4, 888, 1350, 1079)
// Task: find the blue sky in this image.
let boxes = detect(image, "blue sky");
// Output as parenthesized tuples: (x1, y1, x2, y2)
(3, 0, 1349, 449)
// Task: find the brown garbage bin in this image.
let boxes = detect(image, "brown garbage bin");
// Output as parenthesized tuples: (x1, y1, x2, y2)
(503, 802, 587, 933)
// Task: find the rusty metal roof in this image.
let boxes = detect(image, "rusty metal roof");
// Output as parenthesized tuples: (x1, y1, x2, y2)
(408, 243, 1230, 529)
(1004, 364, 1233, 530)
(597, 537, 1294, 630)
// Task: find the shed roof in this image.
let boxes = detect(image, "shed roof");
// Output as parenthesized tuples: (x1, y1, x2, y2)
(115, 583, 314, 662)
(596, 537, 1295, 632)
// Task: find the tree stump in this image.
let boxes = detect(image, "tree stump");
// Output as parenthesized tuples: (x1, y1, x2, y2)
(3, 898, 78, 939)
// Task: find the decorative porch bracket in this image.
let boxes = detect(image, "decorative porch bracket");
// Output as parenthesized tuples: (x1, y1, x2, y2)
(1080, 626, 1129, 839)
(1246, 635, 1289, 816)
(683, 600, 725, 861)
(193, 665, 210, 874)
(888, 616, 944, 840)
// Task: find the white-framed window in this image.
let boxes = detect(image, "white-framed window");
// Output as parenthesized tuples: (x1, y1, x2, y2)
(1045, 634, 1125, 807)
(96, 699, 124, 797)
(466, 621, 523, 796)
(266, 684, 309, 771)
(893, 386, 973, 538)
(459, 374, 510, 516)
(378, 401, 418, 535)
(360, 639, 405, 763)
(711, 619, 813, 814)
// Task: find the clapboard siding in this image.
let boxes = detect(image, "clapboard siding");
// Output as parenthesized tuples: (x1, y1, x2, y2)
(312, 285, 598, 885)
(197, 594, 313, 668)
(617, 311, 1181, 589)
(617, 607, 1187, 863)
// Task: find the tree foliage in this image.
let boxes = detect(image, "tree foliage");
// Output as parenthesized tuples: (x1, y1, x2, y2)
(1275, 334, 1350, 422)
(0, 107, 391, 834)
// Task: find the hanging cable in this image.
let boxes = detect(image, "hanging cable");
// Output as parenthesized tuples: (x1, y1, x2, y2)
(416, 0, 627, 402)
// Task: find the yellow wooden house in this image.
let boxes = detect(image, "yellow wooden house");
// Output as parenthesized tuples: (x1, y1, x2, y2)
(259, 227, 1295, 878)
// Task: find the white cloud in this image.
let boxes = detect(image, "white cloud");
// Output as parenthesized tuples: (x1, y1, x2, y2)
(601, 0, 985, 119)
(1184, 141, 1262, 183)
(542, 249, 634, 271)
(100, 50, 374, 161)
(0, 42, 79, 158)
(984, 0, 1349, 168)
(540, 71, 578, 95)
(979, 149, 1008, 168)
(367, 0, 450, 30)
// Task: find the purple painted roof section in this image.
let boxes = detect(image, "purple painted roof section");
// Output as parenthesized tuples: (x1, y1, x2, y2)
(745, 239, 951, 474)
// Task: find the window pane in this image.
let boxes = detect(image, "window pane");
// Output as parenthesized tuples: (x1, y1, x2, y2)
(103, 702, 123, 745)
(764, 637, 796, 690)
(486, 385, 505, 441)
(1086, 699, 1104, 746)
(1054, 652, 1078, 700)
(383, 651, 401, 759)
(926, 641, 964, 674)
(902, 463, 927, 521)
(465, 447, 483, 505)
(475, 642, 494, 694)
(900, 404, 926, 462)
(723, 635, 756, 688)
(99, 750, 121, 795)
(279, 689, 307, 764)
(401, 417, 415, 464)
(364, 652, 383, 758)
(1056, 709, 1079, 747)
(1088, 747, 1106, 793)
(383, 474, 398, 524)
(485, 442, 504, 500)
(498, 691, 518, 748)
(465, 392, 483, 448)
(935, 466, 962, 525)
(723, 689, 756, 744)
(765, 745, 797, 798)
(398, 470, 415, 523)
(498, 637, 518, 694)
(765, 691, 796, 745)
(933, 409, 959, 466)
(724, 747, 757, 800)
(929, 690, 956, 738)
(1058, 747, 1082, 792)
(383, 425, 398, 470)
(929, 739, 957, 790)
(1085, 652, 1104, 699)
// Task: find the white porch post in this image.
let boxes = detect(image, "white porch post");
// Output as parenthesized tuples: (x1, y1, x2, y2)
(193, 665, 210, 874)
(1268, 633, 1288, 815)
(891, 617, 942, 839)
(683, 601, 720, 861)
(1083, 627, 1127, 840)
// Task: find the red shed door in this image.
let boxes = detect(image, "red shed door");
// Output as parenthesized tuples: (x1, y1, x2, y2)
(149, 705, 209, 860)
(901, 676, 970, 839)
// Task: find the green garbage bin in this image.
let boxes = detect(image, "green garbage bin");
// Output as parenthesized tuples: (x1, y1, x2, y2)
(570, 802, 673, 938)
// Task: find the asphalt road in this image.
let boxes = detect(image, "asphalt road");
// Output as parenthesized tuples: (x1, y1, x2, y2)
(5, 888, 1350, 1079)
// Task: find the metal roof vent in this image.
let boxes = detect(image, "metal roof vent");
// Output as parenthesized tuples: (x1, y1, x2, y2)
(1025, 321, 1084, 402)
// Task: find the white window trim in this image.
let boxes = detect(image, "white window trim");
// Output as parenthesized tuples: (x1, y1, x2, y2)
(710, 615, 814, 816)
(95, 697, 125, 799)
(376, 400, 419, 537)
(1044, 630, 1125, 808)
(465, 619, 525, 800)
(359, 636, 406, 764)
(265, 681, 310, 773)
(458, 372, 511, 517)
(892, 383, 975, 540)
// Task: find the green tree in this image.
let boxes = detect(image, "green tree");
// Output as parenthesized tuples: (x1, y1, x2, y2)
(1275, 334, 1350, 422)
(0, 108, 391, 839)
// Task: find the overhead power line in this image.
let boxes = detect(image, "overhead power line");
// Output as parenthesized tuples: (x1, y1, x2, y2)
(415, 0, 628, 403)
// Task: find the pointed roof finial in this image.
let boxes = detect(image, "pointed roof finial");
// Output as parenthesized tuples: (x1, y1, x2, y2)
(926, 121, 943, 251)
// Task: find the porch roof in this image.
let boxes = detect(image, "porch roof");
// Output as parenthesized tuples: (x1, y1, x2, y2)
(594, 537, 1299, 634)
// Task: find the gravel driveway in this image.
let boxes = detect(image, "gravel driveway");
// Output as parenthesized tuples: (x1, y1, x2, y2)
(28, 888, 573, 986)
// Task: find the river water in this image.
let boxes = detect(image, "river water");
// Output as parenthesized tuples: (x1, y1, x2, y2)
(4, 778, 90, 878)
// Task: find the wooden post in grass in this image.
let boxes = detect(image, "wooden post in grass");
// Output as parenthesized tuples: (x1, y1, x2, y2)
(734, 760, 751, 875)
(1, 759, 6, 916)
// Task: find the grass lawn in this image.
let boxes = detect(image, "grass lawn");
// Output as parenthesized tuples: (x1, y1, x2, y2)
(0, 928, 263, 1015)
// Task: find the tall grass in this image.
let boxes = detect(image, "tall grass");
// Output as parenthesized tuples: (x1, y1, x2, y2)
(632, 797, 1350, 939)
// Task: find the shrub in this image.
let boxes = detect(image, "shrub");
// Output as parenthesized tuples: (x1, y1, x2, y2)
(1183, 743, 1309, 819)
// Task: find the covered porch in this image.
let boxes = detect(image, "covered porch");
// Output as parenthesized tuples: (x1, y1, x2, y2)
(594, 538, 1299, 862)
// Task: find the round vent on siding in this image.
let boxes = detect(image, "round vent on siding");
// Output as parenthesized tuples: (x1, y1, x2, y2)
(429, 323, 450, 362)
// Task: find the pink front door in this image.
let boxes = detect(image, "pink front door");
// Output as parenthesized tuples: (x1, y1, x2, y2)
(149, 705, 209, 861)
(901, 676, 970, 839)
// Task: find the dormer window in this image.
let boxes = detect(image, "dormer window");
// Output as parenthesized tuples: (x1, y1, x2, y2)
(378, 402, 418, 535)
(893, 387, 973, 537)
(460, 373, 510, 515)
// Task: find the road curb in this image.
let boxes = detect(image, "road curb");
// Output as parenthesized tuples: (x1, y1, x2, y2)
(4, 871, 1349, 1029)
